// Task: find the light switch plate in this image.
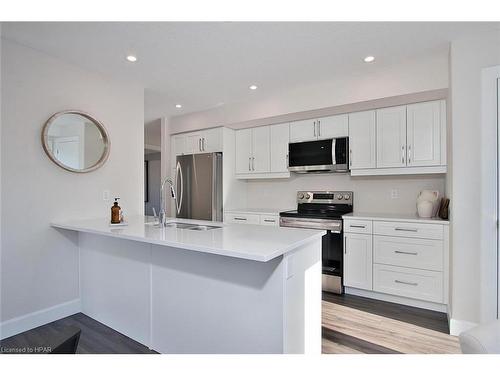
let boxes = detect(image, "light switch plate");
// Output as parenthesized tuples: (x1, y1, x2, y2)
(391, 189, 399, 199)
(103, 190, 110, 201)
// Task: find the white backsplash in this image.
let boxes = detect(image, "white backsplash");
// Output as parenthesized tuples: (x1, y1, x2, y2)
(245, 173, 446, 215)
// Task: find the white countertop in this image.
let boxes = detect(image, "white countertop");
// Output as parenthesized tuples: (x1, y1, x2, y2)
(51, 215, 323, 262)
(225, 208, 293, 215)
(343, 212, 449, 225)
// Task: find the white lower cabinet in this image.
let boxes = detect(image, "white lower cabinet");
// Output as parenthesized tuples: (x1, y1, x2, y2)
(343, 217, 449, 307)
(343, 233, 373, 290)
(224, 211, 279, 227)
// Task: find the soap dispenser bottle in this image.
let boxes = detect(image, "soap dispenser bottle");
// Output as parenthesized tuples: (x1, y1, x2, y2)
(111, 198, 121, 224)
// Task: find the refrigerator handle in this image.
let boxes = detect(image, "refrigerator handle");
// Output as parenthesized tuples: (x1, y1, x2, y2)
(176, 161, 184, 215)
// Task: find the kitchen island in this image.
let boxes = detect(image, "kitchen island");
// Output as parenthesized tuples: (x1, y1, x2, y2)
(51, 216, 323, 354)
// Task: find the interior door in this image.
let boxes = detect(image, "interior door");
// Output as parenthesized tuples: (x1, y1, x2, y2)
(251, 126, 271, 173)
(317, 114, 348, 139)
(348, 110, 376, 169)
(343, 233, 373, 290)
(407, 101, 442, 167)
(376, 106, 407, 168)
(235, 128, 253, 174)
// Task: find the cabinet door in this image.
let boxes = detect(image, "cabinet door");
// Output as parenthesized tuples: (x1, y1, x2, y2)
(344, 233, 373, 290)
(235, 129, 253, 174)
(270, 123, 290, 173)
(406, 101, 442, 167)
(348, 111, 376, 169)
(317, 114, 348, 139)
(252, 126, 271, 173)
(201, 128, 222, 153)
(376, 106, 407, 168)
(289, 119, 317, 142)
(186, 133, 203, 154)
(172, 135, 186, 156)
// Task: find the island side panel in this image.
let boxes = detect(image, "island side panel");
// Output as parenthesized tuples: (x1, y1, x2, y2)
(151, 245, 285, 354)
(283, 238, 322, 354)
(79, 233, 152, 347)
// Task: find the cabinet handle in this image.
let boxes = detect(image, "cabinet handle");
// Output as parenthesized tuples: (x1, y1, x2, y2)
(264, 219, 275, 223)
(252, 157, 255, 171)
(202, 137, 205, 151)
(402, 145, 405, 165)
(349, 149, 352, 167)
(395, 227, 418, 232)
(350, 224, 366, 229)
(408, 145, 411, 164)
(199, 138, 202, 152)
(313, 121, 316, 137)
(318, 120, 321, 137)
(395, 250, 418, 255)
(234, 217, 247, 221)
(344, 236, 347, 254)
(395, 280, 418, 286)
(248, 157, 251, 171)
(286, 153, 289, 167)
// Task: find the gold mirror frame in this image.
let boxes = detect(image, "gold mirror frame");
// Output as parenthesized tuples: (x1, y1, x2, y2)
(41, 110, 111, 173)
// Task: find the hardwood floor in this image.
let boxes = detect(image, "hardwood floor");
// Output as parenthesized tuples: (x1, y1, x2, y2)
(322, 292, 461, 354)
(0, 313, 156, 354)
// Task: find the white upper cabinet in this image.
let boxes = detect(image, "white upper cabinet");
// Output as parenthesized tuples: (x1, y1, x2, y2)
(406, 100, 443, 167)
(376, 106, 407, 168)
(252, 126, 271, 173)
(175, 127, 223, 155)
(289, 114, 348, 142)
(270, 123, 290, 173)
(186, 132, 203, 154)
(235, 128, 253, 174)
(172, 135, 186, 156)
(289, 119, 316, 142)
(317, 114, 348, 139)
(348, 110, 376, 169)
(202, 128, 223, 153)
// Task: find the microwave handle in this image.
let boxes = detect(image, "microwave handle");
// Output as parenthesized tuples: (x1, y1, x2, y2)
(331, 138, 336, 165)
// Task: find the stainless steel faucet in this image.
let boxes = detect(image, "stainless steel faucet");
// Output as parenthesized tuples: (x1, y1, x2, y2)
(157, 177, 177, 227)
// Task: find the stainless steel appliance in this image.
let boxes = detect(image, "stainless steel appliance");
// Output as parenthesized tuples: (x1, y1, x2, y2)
(175, 152, 223, 221)
(280, 191, 353, 294)
(288, 137, 349, 173)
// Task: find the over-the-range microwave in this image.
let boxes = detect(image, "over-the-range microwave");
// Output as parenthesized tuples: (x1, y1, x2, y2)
(288, 137, 349, 173)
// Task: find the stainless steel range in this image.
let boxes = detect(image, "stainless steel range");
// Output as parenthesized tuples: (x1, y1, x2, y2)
(279, 191, 353, 294)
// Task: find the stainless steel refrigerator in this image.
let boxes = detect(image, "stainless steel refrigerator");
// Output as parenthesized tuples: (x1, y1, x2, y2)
(175, 152, 223, 221)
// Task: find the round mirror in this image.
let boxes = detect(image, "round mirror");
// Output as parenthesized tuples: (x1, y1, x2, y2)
(41, 111, 110, 173)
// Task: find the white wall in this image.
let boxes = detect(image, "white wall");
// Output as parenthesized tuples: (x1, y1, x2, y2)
(449, 29, 500, 330)
(0, 40, 144, 327)
(169, 53, 448, 133)
(244, 174, 445, 214)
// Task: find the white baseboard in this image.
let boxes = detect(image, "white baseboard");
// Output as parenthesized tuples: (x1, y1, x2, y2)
(344, 287, 447, 313)
(0, 299, 81, 340)
(449, 319, 478, 337)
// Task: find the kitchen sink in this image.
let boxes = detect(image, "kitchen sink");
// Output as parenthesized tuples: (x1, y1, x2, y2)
(145, 221, 221, 230)
(187, 225, 221, 231)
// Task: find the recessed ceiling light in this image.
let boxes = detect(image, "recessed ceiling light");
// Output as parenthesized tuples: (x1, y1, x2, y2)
(363, 56, 375, 63)
(249, 85, 258, 90)
(175, 104, 182, 109)
(126, 55, 137, 62)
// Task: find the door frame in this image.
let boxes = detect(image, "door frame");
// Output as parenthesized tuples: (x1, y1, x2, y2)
(481, 65, 500, 321)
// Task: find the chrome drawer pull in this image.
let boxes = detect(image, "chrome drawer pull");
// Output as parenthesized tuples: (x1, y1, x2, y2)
(395, 250, 418, 255)
(234, 217, 247, 221)
(264, 219, 276, 223)
(395, 227, 418, 232)
(395, 280, 418, 286)
(350, 224, 366, 229)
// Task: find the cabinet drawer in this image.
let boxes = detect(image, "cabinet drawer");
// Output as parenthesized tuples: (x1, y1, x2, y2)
(260, 215, 279, 226)
(373, 264, 443, 303)
(225, 213, 260, 225)
(373, 221, 443, 240)
(344, 219, 373, 234)
(373, 236, 443, 271)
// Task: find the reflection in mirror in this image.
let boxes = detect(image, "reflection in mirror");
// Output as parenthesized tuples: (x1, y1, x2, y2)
(42, 111, 110, 173)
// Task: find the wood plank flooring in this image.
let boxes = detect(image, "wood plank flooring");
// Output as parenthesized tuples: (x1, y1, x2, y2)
(322, 292, 461, 354)
(0, 313, 156, 354)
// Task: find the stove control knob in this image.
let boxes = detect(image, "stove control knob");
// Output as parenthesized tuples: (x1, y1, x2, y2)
(298, 193, 304, 199)
(344, 194, 351, 200)
(304, 193, 311, 199)
(336, 194, 343, 200)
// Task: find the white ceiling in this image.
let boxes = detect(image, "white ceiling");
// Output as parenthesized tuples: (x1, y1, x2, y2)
(2, 22, 498, 123)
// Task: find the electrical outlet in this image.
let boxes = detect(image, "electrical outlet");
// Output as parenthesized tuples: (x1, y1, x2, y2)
(391, 189, 399, 199)
(103, 190, 110, 201)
